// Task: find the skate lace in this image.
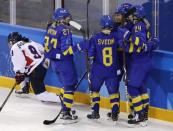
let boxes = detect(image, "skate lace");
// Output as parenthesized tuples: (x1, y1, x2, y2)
(134, 114, 139, 121)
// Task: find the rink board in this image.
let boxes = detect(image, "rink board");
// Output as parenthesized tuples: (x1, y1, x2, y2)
(0, 23, 173, 122)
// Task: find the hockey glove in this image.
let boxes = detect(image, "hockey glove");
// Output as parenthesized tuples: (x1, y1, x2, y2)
(15, 72, 25, 85)
(143, 37, 159, 52)
(42, 58, 50, 69)
(77, 39, 89, 52)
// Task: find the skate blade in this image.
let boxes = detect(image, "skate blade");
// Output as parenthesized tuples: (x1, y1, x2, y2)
(60, 115, 78, 120)
(15, 93, 30, 98)
(127, 123, 138, 128)
(40, 100, 59, 104)
(127, 121, 148, 128)
(62, 119, 78, 125)
(140, 121, 148, 127)
(87, 118, 99, 121)
(88, 117, 118, 126)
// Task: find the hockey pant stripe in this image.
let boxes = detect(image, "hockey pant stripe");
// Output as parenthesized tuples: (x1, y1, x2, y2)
(131, 96, 143, 113)
(110, 93, 120, 113)
(63, 92, 74, 110)
(91, 92, 100, 112)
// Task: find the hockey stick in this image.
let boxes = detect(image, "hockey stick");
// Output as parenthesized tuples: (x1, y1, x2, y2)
(0, 82, 17, 112)
(122, 50, 129, 113)
(87, 0, 90, 39)
(86, 0, 92, 91)
(43, 95, 63, 125)
(43, 71, 87, 125)
(69, 19, 91, 91)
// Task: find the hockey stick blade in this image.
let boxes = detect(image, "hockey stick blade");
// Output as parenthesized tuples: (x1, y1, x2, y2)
(69, 21, 86, 38)
(69, 21, 82, 31)
(43, 109, 63, 125)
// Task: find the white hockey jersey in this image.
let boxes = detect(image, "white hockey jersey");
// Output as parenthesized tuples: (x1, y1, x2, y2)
(10, 41, 44, 75)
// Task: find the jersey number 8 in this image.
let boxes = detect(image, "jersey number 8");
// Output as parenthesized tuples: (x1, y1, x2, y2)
(102, 47, 113, 67)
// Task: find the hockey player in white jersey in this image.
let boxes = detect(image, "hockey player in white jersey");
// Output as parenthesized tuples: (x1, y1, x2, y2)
(8, 32, 60, 103)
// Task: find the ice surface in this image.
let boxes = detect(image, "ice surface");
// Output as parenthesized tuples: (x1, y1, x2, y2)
(0, 87, 173, 131)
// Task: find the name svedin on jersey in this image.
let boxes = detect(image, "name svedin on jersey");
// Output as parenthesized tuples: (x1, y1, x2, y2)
(10, 40, 44, 75)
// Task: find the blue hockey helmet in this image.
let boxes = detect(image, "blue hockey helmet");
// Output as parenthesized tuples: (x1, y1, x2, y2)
(8, 32, 22, 45)
(115, 3, 133, 15)
(133, 5, 145, 18)
(52, 8, 71, 21)
(100, 15, 113, 28)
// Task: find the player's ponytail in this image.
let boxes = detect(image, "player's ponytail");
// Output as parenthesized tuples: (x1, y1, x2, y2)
(22, 37, 30, 43)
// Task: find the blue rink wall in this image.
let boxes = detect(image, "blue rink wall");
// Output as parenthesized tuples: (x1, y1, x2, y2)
(0, 22, 173, 111)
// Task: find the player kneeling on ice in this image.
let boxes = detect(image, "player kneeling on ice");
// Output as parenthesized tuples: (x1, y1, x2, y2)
(8, 32, 60, 103)
(44, 8, 85, 121)
(87, 15, 122, 122)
